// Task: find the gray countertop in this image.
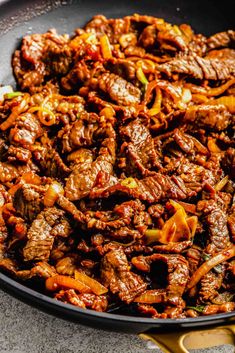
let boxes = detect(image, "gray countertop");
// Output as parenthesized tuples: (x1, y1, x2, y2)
(0, 290, 234, 353)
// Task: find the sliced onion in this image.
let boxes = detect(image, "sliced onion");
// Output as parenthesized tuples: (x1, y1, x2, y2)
(120, 177, 138, 189)
(187, 246, 235, 290)
(21, 172, 41, 185)
(136, 66, 149, 85)
(134, 289, 166, 303)
(100, 34, 112, 59)
(207, 138, 221, 153)
(149, 87, 162, 116)
(207, 96, 235, 114)
(45, 275, 91, 293)
(4, 91, 23, 100)
(29, 106, 56, 126)
(74, 270, 108, 295)
(99, 106, 115, 119)
(44, 181, 64, 207)
(214, 175, 229, 191)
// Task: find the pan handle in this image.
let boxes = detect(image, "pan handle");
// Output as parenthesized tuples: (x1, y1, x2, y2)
(139, 324, 235, 353)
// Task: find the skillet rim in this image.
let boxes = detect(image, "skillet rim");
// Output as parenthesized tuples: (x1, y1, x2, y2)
(1, 271, 234, 328)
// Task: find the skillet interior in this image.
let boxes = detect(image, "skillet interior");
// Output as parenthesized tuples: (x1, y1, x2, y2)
(0, 0, 234, 332)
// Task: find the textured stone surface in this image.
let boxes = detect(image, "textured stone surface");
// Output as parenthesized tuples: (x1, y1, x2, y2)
(0, 290, 234, 353)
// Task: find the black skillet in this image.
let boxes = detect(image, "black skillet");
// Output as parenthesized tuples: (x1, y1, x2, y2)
(0, 1, 235, 351)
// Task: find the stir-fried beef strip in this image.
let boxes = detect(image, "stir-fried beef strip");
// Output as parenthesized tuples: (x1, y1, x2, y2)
(0, 14, 234, 318)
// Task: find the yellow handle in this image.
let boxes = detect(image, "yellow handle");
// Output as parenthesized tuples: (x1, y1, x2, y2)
(140, 324, 235, 353)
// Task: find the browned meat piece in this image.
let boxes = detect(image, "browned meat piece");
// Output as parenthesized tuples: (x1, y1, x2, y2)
(91, 172, 196, 203)
(13, 184, 43, 222)
(206, 48, 235, 60)
(86, 200, 147, 236)
(56, 195, 85, 223)
(0, 219, 8, 260)
(101, 249, 147, 303)
(16, 262, 57, 280)
(228, 212, 235, 243)
(98, 73, 141, 106)
(7, 146, 32, 163)
(0, 162, 20, 183)
(198, 200, 231, 255)
(132, 253, 189, 304)
(207, 30, 235, 49)
(176, 159, 217, 188)
(203, 302, 235, 315)
(185, 246, 202, 275)
(13, 29, 72, 91)
(12, 50, 45, 91)
(173, 129, 208, 156)
(61, 60, 92, 91)
(33, 146, 70, 178)
(55, 256, 78, 276)
(153, 240, 192, 254)
(139, 22, 191, 52)
(137, 303, 160, 318)
(199, 268, 224, 303)
(188, 34, 208, 56)
(9, 113, 42, 147)
(84, 15, 131, 44)
(65, 138, 116, 200)
(23, 207, 66, 261)
(55, 289, 108, 311)
(158, 54, 235, 80)
(60, 111, 115, 153)
(120, 119, 160, 175)
(105, 58, 136, 81)
(222, 148, 235, 180)
(184, 105, 231, 131)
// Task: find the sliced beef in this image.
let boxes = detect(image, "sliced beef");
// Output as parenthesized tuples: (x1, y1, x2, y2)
(9, 113, 42, 148)
(132, 253, 189, 304)
(105, 58, 136, 81)
(158, 54, 235, 80)
(84, 15, 131, 44)
(173, 129, 208, 156)
(16, 262, 57, 280)
(176, 159, 217, 188)
(100, 248, 147, 303)
(153, 240, 192, 254)
(56, 195, 85, 223)
(55, 289, 108, 311)
(7, 146, 32, 163)
(139, 22, 192, 52)
(65, 138, 116, 201)
(23, 207, 66, 261)
(86, 200, 146, 235)
(199, 269, 224, 303)
(184, 105, 231, 131)
(0, 162, 20, 183)
(60, 111, 115, 153)
(207, 30, 235, 49)
(13, 29, 72, 91)
(91, 172, 196, 203)
(197, 200, 231, 255)
(222, 148, 235, 180)
(98, 72, 141, 106)
(120, 119, 160, 175)
(33, 145, 70, 178)
(13, 184, 43, 222)
(206, 48, 235, 60)
(61, 60, 92, 91)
